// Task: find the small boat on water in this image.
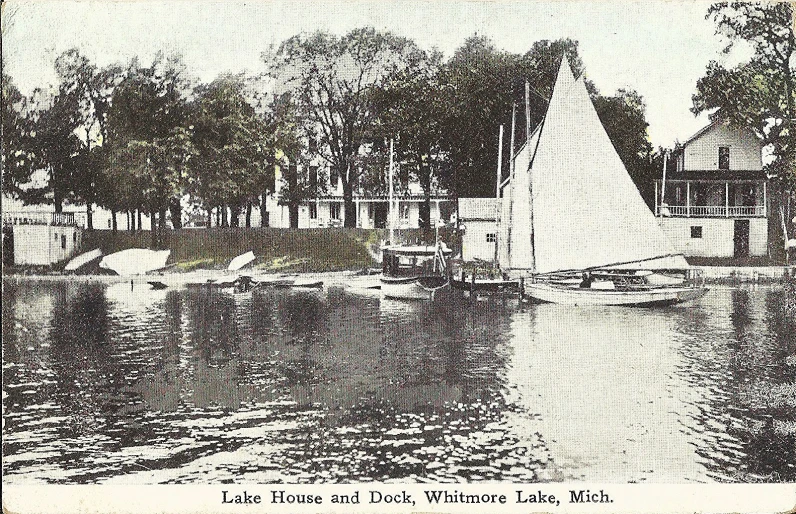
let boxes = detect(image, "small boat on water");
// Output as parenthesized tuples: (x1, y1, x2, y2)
(380, 242, 452, 300)
(497, 58, 706, 307)
(451, 274, 519, 296)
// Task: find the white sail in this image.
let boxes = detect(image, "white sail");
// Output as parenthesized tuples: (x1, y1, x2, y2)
(524, 59, 688, 274)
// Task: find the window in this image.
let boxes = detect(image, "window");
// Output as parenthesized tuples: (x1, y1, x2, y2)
(718, 147, 730, 170)
(486, 233, 496, 243)
(73, 232, 77, 242)
(330, 203, 341, 220)
(108, 219, 112, 228)
(55, 233, 59, 241)
(309, 203, 318, 219)
(690, 226, 703, 239)
(61, 235, 66, 249)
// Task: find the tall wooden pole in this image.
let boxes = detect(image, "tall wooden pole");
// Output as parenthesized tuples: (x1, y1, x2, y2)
(494, 124, 504, 264)
(389, 138, 395, 245)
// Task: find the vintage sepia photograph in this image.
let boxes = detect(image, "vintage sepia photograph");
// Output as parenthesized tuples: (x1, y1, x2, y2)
(2, 0, 795, 510)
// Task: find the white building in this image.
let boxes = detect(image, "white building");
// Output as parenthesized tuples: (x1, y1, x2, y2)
(656, 120, 769, 258)
(458, 198, 498, 261)
(261, 155, 451, 229)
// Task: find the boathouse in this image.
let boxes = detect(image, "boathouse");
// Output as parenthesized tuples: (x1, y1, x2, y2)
(2, 211, 82, 266)
(458, 198, 498, 261)
(656, 120, 769, 258)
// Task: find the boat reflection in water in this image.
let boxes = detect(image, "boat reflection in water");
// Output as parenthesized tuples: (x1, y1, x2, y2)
(2, 278, 794, 483)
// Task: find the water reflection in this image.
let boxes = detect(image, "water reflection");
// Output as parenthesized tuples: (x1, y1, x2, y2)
(2, 279, 794, 484)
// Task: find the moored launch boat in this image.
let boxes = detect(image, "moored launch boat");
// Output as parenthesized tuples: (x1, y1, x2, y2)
(380, 242, 452, 300)
(498, 59, 707, 307)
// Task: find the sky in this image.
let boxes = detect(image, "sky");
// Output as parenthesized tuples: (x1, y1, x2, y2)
(2, 0, 753, 148)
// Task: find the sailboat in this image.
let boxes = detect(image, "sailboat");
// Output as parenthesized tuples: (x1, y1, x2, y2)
(498, 58, 707, 306)
(379, 139, 453, 300)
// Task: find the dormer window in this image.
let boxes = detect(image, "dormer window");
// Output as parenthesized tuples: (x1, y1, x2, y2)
(718, 147, 730, 170)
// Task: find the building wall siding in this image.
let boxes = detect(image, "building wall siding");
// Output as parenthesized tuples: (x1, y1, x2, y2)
(13, 225, 81, 265)
(462, 221, 497, 261)
(683, 124, 762, 171)
(659, 217, 767, 257)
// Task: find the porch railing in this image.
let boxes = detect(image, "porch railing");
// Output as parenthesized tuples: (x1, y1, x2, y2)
(656, 205, 766, 217)
(2, 211, 78, 226)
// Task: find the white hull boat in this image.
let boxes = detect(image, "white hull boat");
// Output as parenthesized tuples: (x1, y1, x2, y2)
(525, 283, 708, 307)
(380, 275, 450, 300)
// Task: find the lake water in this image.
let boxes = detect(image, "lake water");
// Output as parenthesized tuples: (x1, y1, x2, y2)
(2, 277, 794, 484)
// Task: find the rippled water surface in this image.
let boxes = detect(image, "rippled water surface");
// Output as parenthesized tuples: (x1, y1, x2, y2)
(3, 277, 794, 484)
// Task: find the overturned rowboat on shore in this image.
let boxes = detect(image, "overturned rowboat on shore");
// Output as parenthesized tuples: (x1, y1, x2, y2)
(99, 249, 171, 276)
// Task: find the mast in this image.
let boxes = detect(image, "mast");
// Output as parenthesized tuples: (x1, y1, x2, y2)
(388, 138, 395, 244)
(506, 104, 517, 268)
(525, 81, 536, 271)
(659, 149, 668, 216)
(494, 124, 504, 264)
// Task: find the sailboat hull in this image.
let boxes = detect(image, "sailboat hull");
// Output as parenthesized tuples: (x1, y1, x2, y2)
(525, 283, 708, 307)
(380, 276, 450, 300)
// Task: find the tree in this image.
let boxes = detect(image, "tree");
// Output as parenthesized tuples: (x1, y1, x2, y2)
(372, 46, 447, 231)
(1, 73, 35, 199)
(189, 75, 272, 227)
(106, 55, 192, 246)
(26, 86, 83, 212)
(269, 27, 417, 227)
(53, 49, 122, 229)
(439, 37, 591, 199)
(692, 2, 795, 257)
(594, 89, 658, 208)
(268, 92, 328, 228)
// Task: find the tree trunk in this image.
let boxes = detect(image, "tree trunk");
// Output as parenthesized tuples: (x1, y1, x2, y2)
(261, 194, 269, 227)
(289, 202, 299, 228)
(150, 209, 158, 249)
(86, 203, 94, 231)
(169, 197, 182, 230)
(245, 201, 252, 228)
(215, 206, 221, 227)
(418, 156, 432, 231)
(341, 167, 356, 228)
(159, 207, 167, 230)
(112, 210, 118, 233)
(221, 204, 229, 228)
(207, 207, 212, 228)
(137, 209, 143, 231)
(230, 203, 241, 228)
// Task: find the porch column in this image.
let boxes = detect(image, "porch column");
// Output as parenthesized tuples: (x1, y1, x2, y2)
(763, 181, 767, 217)
(355, 198, 360, 228)
(686, 182, 691, 217)
(725, 182, 729, 217)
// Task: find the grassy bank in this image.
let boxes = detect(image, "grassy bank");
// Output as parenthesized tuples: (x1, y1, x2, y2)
(80, 227, 383, 273)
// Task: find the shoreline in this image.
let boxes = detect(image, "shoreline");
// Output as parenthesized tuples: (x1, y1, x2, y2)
(2, 265, 792, 284)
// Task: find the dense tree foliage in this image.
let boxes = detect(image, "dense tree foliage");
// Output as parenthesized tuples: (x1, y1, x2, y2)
(4, 28, 664, 242)
(268, 27, 419, 227)
(189, 75, 272, 227)
(106, 55, 192, 245)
